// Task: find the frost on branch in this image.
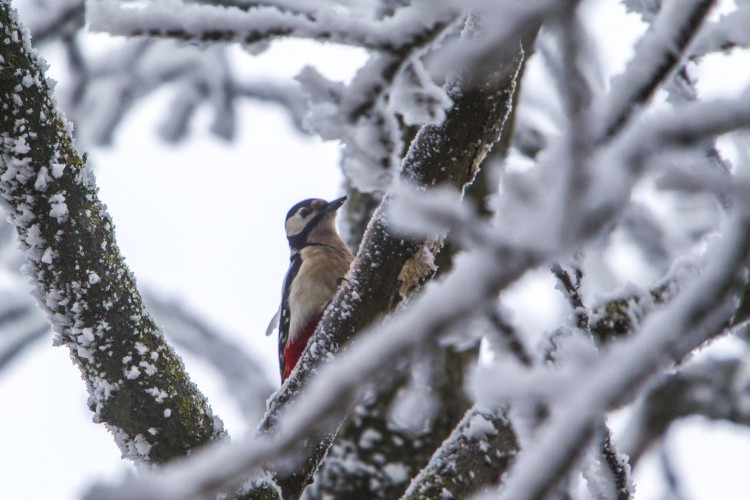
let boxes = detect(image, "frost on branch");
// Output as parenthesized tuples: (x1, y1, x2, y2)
(0, 0, 223, 464)
(12, 0, 750, 498)
(144, 293, 274, 425)
(252, 38, 525, 498)
(620, 356, 750, 465)
(403, 407, 518, 499)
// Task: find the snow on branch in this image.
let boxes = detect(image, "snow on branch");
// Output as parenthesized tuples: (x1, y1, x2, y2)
(403, 407, 518, 499)
(599, 0, 716, 141)
(690, 4, 750, 57)
(606, 88, 750, 168)
(86, 0, 456, 53)
(144, 294, 274, 424)
(0, 0, 225, 465)
(299, 14, 458, 191)
(498, 210, 750, 499)
(194, 0, 321, 17)
(620, 356, 750, 465)
(87, 32, 527, 500)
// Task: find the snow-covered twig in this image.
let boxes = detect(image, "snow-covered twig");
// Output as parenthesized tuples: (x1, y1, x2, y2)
(599, 0, 716, 141)
(551, 261, 589, 333)
(499, 210, 750, 499)
(300, 13, 459, 191)
(581, 89, 750, 242)
(588, 278, 679, 345)
(87, 0, 456, 53)
(620, 356, 750, 465)
(233, 79, 308, 133)
(598, 421, 632, 500)
(690, 4, 750, 57)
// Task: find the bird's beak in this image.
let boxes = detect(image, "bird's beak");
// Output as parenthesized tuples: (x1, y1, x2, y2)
(325, 196, 347, 214)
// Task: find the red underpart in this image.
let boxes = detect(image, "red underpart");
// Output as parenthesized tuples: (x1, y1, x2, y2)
(283, 313, 322, 381)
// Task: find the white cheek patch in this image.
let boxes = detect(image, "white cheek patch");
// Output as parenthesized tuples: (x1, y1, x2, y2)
(285, 214, 308, 236)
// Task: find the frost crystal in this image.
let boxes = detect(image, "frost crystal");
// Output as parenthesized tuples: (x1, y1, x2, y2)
(126, 365, 141, 380)
(48, 192, 68, 222)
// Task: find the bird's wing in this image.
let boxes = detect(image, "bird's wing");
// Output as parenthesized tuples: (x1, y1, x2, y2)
(278, 253, 302, 381)
(265, 308, 280, 337)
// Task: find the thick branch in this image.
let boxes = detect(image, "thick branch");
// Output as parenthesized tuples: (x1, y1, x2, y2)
(402, 407, 519, 499)
(144, 294, 274, 424)
(0, 0, 223, 464)
(306, 343, 477, 499)
(257, 45, 525, 499)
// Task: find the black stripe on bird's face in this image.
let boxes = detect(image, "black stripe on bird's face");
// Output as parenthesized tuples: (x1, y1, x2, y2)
(284, 197, 346, 251)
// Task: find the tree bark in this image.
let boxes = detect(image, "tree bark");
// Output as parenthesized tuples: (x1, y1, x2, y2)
(0, 0, 223, 464)
(258, 37, 526, 500)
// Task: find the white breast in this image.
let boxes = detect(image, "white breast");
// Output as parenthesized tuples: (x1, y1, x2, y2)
(287, 246, 352, 342)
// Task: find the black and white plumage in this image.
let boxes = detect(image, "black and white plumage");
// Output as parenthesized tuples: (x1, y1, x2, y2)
(268, 196, 354, 382)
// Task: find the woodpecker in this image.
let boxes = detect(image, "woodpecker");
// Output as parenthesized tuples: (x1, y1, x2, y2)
(267, 196, 354, 382)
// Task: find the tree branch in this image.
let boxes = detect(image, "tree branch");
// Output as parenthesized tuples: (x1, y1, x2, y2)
(87, 0, 455, 53)
(599, 0, 716, 141)
(402, 407, 519, 499)
(258, 43, 525, 499)
(500, 211, 750, 499)
(144, 293, 275, 424)
(0, 0, 223, 464)
(621, 356, 750, 466)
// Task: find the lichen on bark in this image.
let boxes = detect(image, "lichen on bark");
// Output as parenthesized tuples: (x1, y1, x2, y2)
(0, 0, 223, 464)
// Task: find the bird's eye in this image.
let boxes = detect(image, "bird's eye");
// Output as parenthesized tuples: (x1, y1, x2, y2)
(298, 207, 311, 218)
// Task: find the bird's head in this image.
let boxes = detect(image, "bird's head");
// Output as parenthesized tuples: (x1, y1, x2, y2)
(285, 196, 347, 251)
